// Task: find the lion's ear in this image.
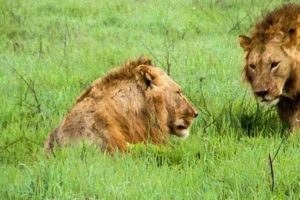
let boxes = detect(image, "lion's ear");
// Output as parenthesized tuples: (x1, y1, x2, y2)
(136, 65, 155, 90)
(239, 35, 252, 51)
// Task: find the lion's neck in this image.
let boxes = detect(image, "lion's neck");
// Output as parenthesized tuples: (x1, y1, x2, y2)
(109, 86, 169, 145)
(284, 61, 300, 99)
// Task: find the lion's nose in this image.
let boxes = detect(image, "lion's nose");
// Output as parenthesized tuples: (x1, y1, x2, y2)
(254, 89, 269, 98)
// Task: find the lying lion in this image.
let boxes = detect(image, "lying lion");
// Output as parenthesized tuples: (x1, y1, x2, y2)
(44, 57, 198, 154)
(239, 3, 300, 132)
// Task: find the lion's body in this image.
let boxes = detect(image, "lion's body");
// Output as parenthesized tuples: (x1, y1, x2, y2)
(239, 3, 300, 131)
(44, 57, 197, 153)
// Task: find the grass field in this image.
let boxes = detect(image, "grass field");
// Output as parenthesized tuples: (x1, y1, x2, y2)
(1, 0, 300, 199)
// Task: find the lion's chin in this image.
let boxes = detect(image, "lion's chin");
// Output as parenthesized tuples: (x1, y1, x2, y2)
(175, 128, 190, 139)
(257, 98, 279, 106)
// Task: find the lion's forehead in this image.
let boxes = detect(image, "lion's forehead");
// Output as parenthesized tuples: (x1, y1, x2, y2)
(248, 44, 286, 64)
(155, 73, 181, 90)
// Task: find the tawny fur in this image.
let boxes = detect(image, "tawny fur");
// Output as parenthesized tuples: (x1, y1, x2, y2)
(44, 57, 198, 154)
(239, 3, 300, 132)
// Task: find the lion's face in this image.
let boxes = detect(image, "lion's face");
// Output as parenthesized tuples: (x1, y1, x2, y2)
(165, 87, 198, 138)
(240, 38, 295, 106)
(137, 65, 198, 138)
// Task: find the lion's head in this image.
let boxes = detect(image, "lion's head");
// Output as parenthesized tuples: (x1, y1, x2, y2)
(239, 3, 300, 106)
(136, 64, 198, 138)
(239, 39, 296, 105)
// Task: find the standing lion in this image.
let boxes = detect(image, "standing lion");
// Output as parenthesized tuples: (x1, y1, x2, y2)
(239, 4, 300, 132)
(45, 57, 198, 154)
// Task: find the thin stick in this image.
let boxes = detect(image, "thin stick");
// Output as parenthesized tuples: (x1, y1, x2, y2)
(0, 138, 23, 153)
(268, 137, 287, 191)
(268, 153, 275, 191)
(7, 63, 42, 115)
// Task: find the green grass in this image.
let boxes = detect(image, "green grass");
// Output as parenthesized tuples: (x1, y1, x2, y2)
(1, 0, 300, 199)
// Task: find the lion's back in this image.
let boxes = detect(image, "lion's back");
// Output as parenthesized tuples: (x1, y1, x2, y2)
(45, 97, 103, 153)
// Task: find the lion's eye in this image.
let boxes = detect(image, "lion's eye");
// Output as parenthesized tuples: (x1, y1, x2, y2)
(271, 61, 280, 69)
(249, 64, 256, 70)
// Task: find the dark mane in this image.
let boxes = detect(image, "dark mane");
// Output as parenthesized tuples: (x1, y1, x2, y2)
(251, 3, 300, 44)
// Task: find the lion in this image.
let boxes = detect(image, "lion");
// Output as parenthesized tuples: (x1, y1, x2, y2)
(239, 3, 300, 131)
(44, 57, 198, 154)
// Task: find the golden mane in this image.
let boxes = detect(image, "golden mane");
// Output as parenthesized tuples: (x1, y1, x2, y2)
(76, 56, 152, 103)
(99, 56, 152, 87)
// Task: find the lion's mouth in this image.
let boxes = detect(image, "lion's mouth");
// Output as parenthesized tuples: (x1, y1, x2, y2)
(169, 118, 193, 139)
(176, 125, 188, 130)
(174, 124, 190, 138)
